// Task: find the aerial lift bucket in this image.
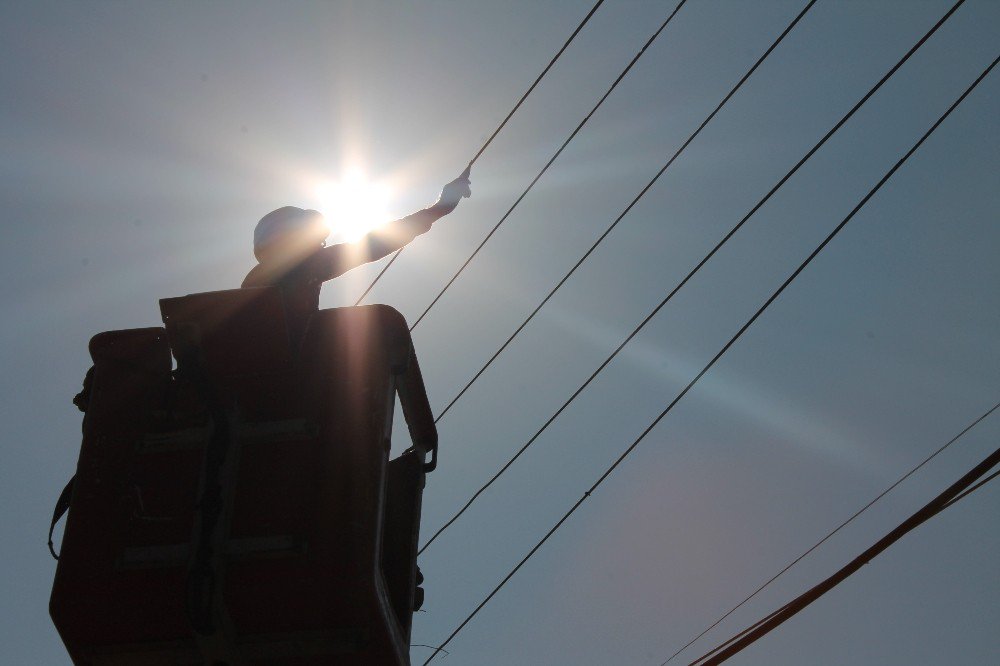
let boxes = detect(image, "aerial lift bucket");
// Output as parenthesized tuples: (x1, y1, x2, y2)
(50, 287, 437, 665)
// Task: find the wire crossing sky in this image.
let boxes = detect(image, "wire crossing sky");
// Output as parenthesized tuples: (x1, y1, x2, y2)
(421, 46, 997, 664)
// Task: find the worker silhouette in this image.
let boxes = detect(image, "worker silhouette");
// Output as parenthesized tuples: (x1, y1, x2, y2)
(243, 168, 471, 342)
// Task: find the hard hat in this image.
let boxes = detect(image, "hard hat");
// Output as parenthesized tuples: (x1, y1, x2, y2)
(253, 206, 329, 262)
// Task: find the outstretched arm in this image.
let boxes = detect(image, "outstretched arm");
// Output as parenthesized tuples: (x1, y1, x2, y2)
(317, 169, 472, 281)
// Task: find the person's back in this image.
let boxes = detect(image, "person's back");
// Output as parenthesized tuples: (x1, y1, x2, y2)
(243, 170, 471, 343)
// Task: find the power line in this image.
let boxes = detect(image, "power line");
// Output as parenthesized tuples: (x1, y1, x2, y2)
(430, 0, 818, 425)
(353, 248, 402, 306)
(943, 466, 1000, 509)
(353, 0, 608, 307)
(406, 0, 690, 330)
(689, 441, 1000, 665)
(418, 0, 963, 555)
(463, 0, 609, 170)
(419, 46, 996, 665)
(661, 400, 999, 664)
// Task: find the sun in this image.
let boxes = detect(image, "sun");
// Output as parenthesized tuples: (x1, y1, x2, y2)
(316, 168, 392, 243)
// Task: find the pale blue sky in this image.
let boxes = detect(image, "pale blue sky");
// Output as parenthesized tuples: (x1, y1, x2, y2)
(2, 1, 998, 664)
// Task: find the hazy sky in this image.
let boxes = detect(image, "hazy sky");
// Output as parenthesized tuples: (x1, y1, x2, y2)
(2, 1, 997, 664)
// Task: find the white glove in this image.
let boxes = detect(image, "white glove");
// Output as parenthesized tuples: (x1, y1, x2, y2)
(435, 166, 472, 214)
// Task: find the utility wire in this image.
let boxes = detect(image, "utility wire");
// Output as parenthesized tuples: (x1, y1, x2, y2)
(431, 0, 818, 425)
(661, 400, 999, 664)
(353, 250, 401, 306)
(419, 0, 962, 555)
(420, 46, 996, 666)
(944, 467, 1000, 508)
(466, 0, 608, 169)
(353, 0, 608, 306)
(407, 0, 690, 330)
(689, 441, 1000, 665)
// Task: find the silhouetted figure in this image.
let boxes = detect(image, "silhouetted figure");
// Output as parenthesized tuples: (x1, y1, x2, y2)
(242, 169, 471, 342)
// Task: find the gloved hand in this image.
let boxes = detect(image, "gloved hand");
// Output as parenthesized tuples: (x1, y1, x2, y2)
(434, 166, 472, 214)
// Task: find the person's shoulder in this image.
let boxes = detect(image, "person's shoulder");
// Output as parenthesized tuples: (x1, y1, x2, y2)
(243, 248, 335, 288)
(241, 263, 266, 288)
(242, 262, 293, 288)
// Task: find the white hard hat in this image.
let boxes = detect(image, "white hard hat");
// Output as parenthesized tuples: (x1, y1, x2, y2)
(253, 206, 328, 261)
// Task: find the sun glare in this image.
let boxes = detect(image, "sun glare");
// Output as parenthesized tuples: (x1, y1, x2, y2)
(316, 168, 392, 243)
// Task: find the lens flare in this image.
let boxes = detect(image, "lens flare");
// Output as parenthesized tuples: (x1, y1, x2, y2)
(316, 168, 391, 243)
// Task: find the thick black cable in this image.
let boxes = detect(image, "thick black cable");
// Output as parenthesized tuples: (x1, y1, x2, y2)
(408, 0, 689, 331)
(419, 0, 961, 555)
(686, 606, 789, 666)
(661, 400, 999, 664)
(690, 442, 1000, 665)
(354, 0, 607, 306)
(943, 467, 1000, 509)
(431, 0, 818, 425)
(420, 48, 996, 665)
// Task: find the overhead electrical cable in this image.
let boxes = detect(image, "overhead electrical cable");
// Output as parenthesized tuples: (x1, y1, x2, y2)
(942, 467, 1000, 508)
(464, 0, 609, 170)
(352, 0, 608, 306)
(661, 399, 1000, 664)
(418, 0, 963, 555)
(406, 0, 690, 329)
(688, 440, 1000, 665)
(430, 0, 818, 425)
(420, 46, 996, 665)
